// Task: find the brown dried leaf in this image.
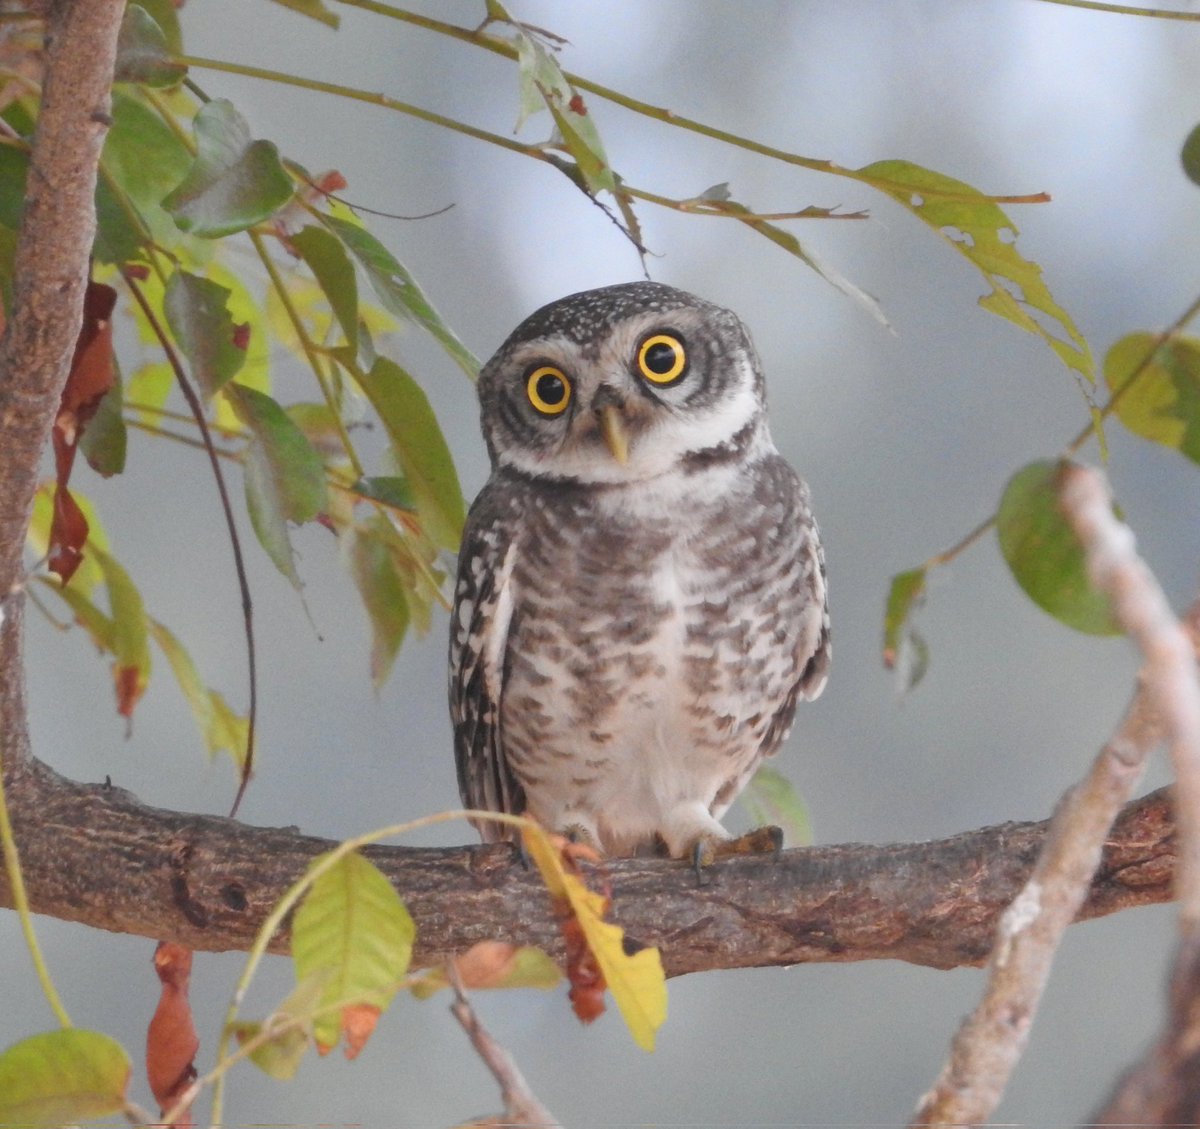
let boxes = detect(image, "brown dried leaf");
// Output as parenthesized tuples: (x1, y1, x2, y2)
(146, 941, 199, 1128)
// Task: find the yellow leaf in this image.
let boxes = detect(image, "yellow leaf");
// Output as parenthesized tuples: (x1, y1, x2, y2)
(522, 825, 667, 1052)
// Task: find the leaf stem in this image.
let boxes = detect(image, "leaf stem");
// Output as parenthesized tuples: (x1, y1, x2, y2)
(334, 1, 1049, 205)
(0, 685, 72, 1027)
(1033, 0, 1200, 18)
(208, 807, 533, 1125)
(247, 227, 366, 479)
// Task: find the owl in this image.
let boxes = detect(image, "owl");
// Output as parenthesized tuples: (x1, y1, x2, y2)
(448, 282, 830, 861)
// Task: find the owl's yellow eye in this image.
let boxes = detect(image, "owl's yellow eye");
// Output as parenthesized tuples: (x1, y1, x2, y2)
(526, 365, 571, 415)
(636, 333, 687, 385)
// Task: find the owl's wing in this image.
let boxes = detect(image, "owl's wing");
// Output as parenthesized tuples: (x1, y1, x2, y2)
(448, 487, 525, 842)
(760, 467, 831, 756)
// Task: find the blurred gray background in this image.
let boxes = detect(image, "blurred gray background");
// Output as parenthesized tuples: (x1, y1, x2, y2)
(5, 0, 1200, 1124)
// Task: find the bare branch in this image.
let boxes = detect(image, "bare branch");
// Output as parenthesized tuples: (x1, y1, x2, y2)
(447, 963, 561, 1129)
(914, 465, 1200, 1125)
(0, 756, 1174, 977)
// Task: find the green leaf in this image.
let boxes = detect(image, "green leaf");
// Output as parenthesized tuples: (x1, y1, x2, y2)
(882, 566, 929, 692)
(352, 357, 466, 551)
(0, 1029, 130, 1127)
(163, 270, 247, 396)
(132, 0, 182, 52)
(104, 91, 193, 212)
(1105, 332, 1200, 465)
(164, 99, 294, 237)
(347, 518, 411, 689)
(91, 545, 153, 716)
(150, 618, 248, 769)
(996, 459, 1120, 636)
(266, 0, 340, 26)
(0, 144, 28, 230)
(741, 765, 812, 847)
(353, 476, 416, 512)
(1183, 123, 1200, 188)
(113, 5, 187, 87)
(292, 851, 415, 1050)
(227, 385, 329, 586)
(79, 366, 127, 478)
(40, 577, 116, 653)
(858, 159, 1094, 383)
(292, 224, 358, 355)
(322, 212, 478, 380)
(514, 34, 615, 195)
(697, 192, 887, 326)
(231, 975, 323, 1081)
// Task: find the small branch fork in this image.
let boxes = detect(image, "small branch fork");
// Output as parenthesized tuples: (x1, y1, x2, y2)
(911, 464, 1200, 1125)
(447, 961, 561, 1129)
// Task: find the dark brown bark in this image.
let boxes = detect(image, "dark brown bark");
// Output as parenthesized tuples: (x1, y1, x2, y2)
(0, 756, 1174, 977)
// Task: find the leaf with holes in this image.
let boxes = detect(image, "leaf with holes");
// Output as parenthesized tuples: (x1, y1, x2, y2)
(997, 459, 1120, 636)
(522, 824, 667, 1051)
(0, 1029, 130, 1128)
(292, 851, 415, 1055)
(858, 160, 1093, 383)
(164, 99, 294, 238)
(1105, 332, 1200, 466)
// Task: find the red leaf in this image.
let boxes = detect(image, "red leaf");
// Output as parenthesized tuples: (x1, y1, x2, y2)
(47, 482, 89, 583)
(146, 941, 199, 1128)
(563, 913, 606, 1024)
(340, 1003, 381, 1060)
(48, 279, 117, 582)
(114, 663, 144, 719)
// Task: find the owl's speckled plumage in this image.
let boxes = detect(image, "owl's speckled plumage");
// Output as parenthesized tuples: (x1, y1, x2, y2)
(449, 282, 829, 858)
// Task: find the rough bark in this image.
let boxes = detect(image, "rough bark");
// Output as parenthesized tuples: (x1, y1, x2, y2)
(0, 757, 1174, 977)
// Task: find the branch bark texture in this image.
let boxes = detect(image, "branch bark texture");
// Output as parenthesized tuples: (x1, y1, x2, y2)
(0, 757, 1174, 978)
(0, 0, 121, 592)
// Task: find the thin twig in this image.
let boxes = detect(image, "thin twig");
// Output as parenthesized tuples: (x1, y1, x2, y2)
(910, 465, 1198, 1125)
(447, 962, 562, 1129)
(120, 270, 258, 819)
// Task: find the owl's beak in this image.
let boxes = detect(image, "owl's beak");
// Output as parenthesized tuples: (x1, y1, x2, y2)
(597, 403, 630, 464)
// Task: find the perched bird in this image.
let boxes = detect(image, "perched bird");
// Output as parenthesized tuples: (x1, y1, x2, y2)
(448, 282, 830, 861)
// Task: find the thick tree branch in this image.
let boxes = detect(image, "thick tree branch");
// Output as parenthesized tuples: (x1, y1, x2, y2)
(0, 756, 1174, 977)
(0, 0, 121, 594)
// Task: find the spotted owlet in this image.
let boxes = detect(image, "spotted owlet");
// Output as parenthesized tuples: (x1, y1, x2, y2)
(448, 282, 830, 860)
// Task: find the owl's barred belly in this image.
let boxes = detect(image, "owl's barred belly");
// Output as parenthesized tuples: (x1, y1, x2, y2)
(500, 511, 809, 856)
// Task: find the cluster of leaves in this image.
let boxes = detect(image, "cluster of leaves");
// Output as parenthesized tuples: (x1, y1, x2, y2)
(0, 823, 666, 1127)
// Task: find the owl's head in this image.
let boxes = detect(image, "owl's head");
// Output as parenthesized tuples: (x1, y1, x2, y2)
(476, 282, 769, 485)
